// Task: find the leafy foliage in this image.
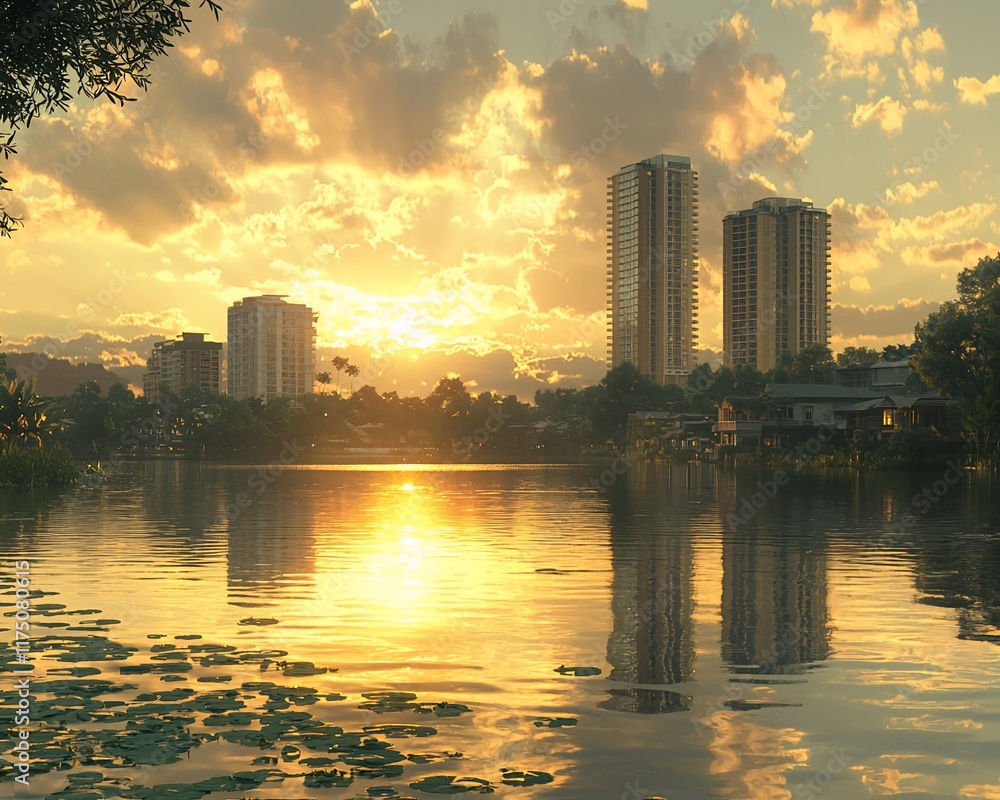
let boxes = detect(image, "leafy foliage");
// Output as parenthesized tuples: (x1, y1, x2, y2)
(784, 344, 836, 385)
(913, 254, 1000, 466)
(0, 441, 77, 485)
(0, 377, 60, 446)
(588, 363, 685, 443)
(836, 346, 882, 367)
(0, 0, 222, 234)
(0, 338, 15, 380)
(0, 370, 76, 485)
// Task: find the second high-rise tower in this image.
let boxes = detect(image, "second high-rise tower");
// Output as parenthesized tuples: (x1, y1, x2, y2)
(723, 197, 831, 373)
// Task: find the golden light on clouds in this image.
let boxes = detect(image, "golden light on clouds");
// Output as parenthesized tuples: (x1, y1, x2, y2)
(2, 0, 999, 392)
(851, 96, 907, 135)
(954, 74, 1000, 105)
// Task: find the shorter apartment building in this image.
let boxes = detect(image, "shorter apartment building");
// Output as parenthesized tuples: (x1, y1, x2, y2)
(143, 332, 222, 401)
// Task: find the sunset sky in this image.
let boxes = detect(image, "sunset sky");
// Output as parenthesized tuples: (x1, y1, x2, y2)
(1, 0, 998, 398)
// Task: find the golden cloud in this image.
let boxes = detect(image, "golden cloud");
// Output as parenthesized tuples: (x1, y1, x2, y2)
(850, 96, 907, 135)
(955, 74, 1000, 106)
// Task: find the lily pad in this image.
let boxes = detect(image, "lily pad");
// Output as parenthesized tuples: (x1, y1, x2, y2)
(723, 699, 802, 711)
(364, 723, 437, 739)
(135, 689, 196, 702)
(533, 717, 577, 728)
(304, 770, 354, 788)
(553, 665, 602, 677)
(200, 653, 240, 667)
(47, 667, 102, 678)
(235, 649, 289, 662)
(409, 775, 494, 794)
(356, 764, 406, 779)
(499, 769, 554, 786)
(300, 757, 339, 766)
(282, 661, 329, 676)
(360, 692, 421, 714)
(238, 617, 279, 626)
(427, 702, 472, 717)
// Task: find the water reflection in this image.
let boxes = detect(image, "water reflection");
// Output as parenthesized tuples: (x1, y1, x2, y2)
(911, 472, 1000, 645)
(3, 462, 1000, 800)
(717, 470, 832, 675)
(225, 484, 317, 603)
(0, 484, 62, 544)
(601, 464, 719, 714)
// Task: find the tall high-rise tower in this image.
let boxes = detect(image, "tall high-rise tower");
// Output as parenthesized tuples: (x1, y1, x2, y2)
(227, 295, 316, 401)
(723, 197, 831, 373)
(607, 155, 699, 386)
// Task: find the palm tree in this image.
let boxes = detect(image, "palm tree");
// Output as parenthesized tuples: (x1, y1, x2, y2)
(345, 363, 361, 395)
(0, 379, 56, 447)
(331, 356, 349, 395)
(315, 372, 332, 393)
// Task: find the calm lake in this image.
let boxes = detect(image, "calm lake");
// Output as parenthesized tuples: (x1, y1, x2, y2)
(1, 461, 999, 800)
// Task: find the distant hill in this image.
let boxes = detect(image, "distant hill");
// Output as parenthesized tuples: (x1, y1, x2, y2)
(4, 353, 126, 396)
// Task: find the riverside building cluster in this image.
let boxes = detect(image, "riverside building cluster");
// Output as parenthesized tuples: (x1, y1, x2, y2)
(142, 295, 316, 402)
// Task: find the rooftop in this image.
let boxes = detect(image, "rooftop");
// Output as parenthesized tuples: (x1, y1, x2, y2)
(726, 197, 828, 218)
(619, 154, 693, 173)
(763, 384, 881, 401)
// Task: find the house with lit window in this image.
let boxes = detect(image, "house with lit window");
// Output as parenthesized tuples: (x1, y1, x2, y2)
(716, 384, 950, 448)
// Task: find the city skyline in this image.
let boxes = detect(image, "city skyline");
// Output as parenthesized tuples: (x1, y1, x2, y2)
(2, 0, 999, 399)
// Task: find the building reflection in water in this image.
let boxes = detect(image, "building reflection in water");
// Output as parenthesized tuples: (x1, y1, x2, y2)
(717, 469, 831, 675)
(134, 460, 317, 598)
(601, 464, 714, 713)
(222, 467, 317, 603)
(140, 459, 228, 541)
(912, 471, 1000, 646)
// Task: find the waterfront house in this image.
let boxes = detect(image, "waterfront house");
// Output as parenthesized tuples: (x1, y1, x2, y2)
(717, 384, 950, 448)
